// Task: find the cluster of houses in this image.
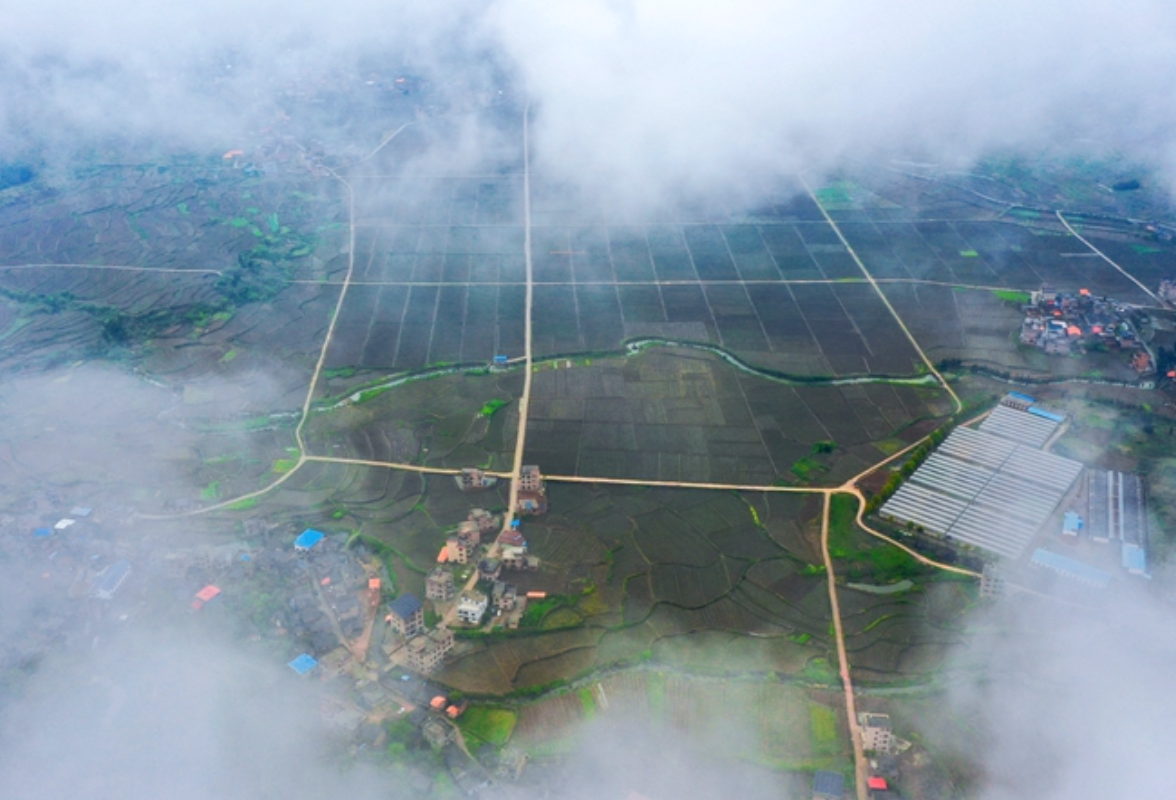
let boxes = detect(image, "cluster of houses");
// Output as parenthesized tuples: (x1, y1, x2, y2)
(811, 712, 909, 800)
(429, 504, 542, 632)
(1019, 286, 1153, 373)
(458, 465, 549, 517)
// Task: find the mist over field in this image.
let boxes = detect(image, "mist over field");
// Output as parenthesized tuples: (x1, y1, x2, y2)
(4, 1, 1176, 213)
(0, 624, 393, 800)
(942, 592, 1176, 800)
(2, 2, 1176, 800)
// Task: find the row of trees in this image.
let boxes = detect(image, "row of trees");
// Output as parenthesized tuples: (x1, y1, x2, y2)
(863, 424, 949, 515)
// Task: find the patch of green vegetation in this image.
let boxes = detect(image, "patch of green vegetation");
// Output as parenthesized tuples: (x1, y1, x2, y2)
(826, 494, 860, 560)
(874, 438, 905, 456)
(830, 494, 924, 582)
(861, 614, 896, 634)
(220, 348, 240, 363)
(479, 398, 510, 417)
(200, 481, 220, 501)
(1130, 244, 1161, 255)
(323, 367, 358, 379)
(789, 632, 812, 645)
(791, 457, 827, 481)
(354, 385, 393, 404)
(225, 496, 258, 511)
(802, 657, 836, 684)
(215, 252, 292, 306)
(520, 595, 577, 628)
(811, 440, 837, 455)
(271, 458, 298, 474)
(385, 716, 416, 759)
(457, 706, 517, 747)
(577, 688, 597, 720)
(992, 289, 1031, 304)
(814, 183, 855, 209)
(809, 703, 842, 756)
(541, 607, 584, 628)
(959, 249, 979, 257)
(176, 202, 189, 215)
(229, 217, 249, 228)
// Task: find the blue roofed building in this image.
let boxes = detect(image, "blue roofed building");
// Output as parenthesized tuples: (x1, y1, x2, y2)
(1122, 543, 1148, 576)
(1001, 392, 1035, 411)
(91, 560, 132, 599)
(294, 529, 325, 551)
(289, 654, 318, 675)
(387, 593, 425, 637)
(812, 769, 845, 799)
(1028, 406, 1066, 424)
(1062, 511, 1083, 537)
(1030, 548, 1112, 588)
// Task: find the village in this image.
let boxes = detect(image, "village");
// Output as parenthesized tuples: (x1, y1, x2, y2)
(0, 464, 554, 798)
(1017, 283, 1169, 378)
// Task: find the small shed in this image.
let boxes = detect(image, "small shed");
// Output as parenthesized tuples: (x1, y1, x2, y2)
(195, 585, 222, 602)
(288, 653, 318, 675)
(1122, 543, 1148, 576)
(295, 529, 325, 551)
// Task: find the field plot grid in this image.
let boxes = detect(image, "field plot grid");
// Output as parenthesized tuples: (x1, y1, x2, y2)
(880, 424, 1083, 559)
(523, 349, 945, 484)
(333, 179, 933, 378)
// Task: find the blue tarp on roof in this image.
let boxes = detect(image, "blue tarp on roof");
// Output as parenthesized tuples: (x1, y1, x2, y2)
(92, 560, 132, 598)
(1028, 406, 1066, 423)
(294, 529, 325, 550)
(289, 654, 318, 674)
(1122, 543, 1147, 574)
(1063, 511, 1083, 531)
(812, 770, 845, 797)
(33, 528, 52, 538)
(1031, 549, 1112, 588)
(1009, 392, 1035, 403)
(388, 593, 423, 619)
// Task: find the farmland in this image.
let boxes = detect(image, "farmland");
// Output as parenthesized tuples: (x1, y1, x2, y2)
(511, 671, 849, 774)
(6, 125, 1176, 800)
(522, 348, 951, 485)
(337, 481, 971, 696)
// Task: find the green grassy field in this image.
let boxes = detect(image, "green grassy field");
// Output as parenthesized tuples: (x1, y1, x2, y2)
(458, 706, 518, 747)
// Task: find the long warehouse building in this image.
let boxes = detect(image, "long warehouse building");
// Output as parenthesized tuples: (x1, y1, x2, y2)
(879, 422, 1083, 560)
